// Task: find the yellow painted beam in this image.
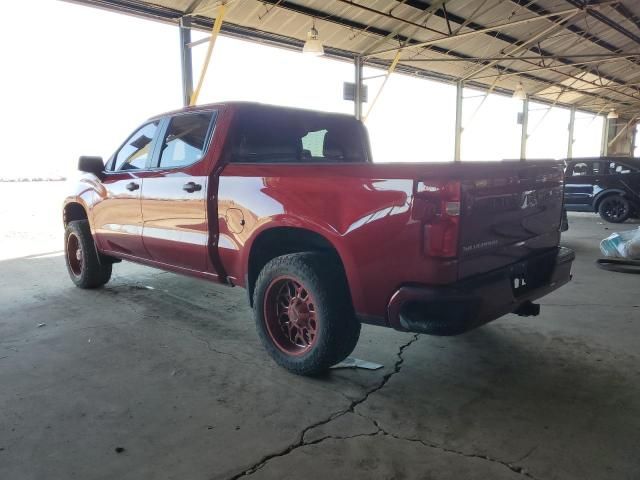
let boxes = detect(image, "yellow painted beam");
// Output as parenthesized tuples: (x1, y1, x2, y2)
(362, 51, 402, 122)
(190, 3, 226, 106)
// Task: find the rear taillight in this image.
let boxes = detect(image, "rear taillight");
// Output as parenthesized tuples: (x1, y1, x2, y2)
(414, 180, 461, 258)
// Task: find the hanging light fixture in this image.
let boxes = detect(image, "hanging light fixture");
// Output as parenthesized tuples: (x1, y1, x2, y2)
(607, 108, 619, 119)
(512, 82, 527, 101)
(303, 20, 324, 56)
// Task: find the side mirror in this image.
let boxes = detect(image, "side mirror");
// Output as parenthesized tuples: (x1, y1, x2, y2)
(78, 156, 104, 177)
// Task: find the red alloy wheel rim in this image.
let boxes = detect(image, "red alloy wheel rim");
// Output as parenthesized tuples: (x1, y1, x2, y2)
(263, 276, 318, 356)
(66, 233, 83, 277)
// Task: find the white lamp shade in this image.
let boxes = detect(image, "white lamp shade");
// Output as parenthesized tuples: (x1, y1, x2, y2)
(607, 109, 619, 119)
(303, 27, 324, 56)
(512, 82, 527, 101)
(303, 38, 324, 56)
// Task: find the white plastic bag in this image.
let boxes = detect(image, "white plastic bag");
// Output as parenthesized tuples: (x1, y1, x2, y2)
(600, 227, 640, 259)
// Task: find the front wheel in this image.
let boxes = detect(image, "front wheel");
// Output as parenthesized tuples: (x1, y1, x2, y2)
(253, 252, 360, 376)
(64, 220, 112, 288)
(598, 195, 630, 223)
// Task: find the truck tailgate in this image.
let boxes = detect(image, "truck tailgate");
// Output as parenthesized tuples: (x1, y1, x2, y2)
(457, 161, 565, 279)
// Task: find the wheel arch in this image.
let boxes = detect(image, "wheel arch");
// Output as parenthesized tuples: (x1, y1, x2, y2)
(245, 226, 350, 308)
(63, 200, 89, 226)
(593, 189, 627, 212)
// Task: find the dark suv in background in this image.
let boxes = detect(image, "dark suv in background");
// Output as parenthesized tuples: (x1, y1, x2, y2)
(564, 157, 640, 223)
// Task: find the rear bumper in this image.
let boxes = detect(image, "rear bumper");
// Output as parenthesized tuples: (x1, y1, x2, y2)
(387, 247, 575, 335)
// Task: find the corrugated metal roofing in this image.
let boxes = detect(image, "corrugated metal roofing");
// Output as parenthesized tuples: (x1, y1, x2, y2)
(67, 0, 640, 117)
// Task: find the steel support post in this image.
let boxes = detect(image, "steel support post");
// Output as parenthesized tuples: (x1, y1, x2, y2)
(179, 17, 194, 107)
(567, 106, 576, 159)
(454, 80, 463, 162)
(354, 56, 363, 120)
(601, 115, 609, 156)
(520, 97, 529, 161)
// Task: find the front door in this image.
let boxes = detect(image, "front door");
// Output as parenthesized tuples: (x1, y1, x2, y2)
(93, 120, 161, 257)
(140, 111, 217, 273)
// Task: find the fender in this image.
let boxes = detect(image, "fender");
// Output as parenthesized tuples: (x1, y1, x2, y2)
(62, 175, 104, 241)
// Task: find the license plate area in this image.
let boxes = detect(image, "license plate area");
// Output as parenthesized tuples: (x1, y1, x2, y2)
(510, 255, 554, 296)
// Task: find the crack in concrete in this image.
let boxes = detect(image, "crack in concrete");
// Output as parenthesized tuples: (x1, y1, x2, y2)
(292, 406, 540, 480)
(374, 424, 539, 480)
(226, 334, 420, 479)
(227, 332, 539, 480)
(287, 424, 539, 480)
(516, 444, 539, 463)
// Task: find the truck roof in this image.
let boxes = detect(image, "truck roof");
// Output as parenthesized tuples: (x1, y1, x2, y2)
(147, 101, 358, 123)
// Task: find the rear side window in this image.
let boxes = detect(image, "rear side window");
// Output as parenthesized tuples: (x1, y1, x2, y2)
(157, 111, 215, 169)
(608, 162, 633, 174)
(230, 109, 367, 164)
(112, 121, 160, 171)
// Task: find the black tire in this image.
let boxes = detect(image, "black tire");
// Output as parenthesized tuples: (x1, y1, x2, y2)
(253, 252, 361, 376)
(598, 195, 631, 223)
(64, 220, 112, 289)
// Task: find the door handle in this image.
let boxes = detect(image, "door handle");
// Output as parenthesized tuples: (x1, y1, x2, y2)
(183, 182, 202, 193)
(126, 182, 140, 191)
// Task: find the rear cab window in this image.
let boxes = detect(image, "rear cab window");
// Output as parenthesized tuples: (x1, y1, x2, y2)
(230, 109, 368, 164)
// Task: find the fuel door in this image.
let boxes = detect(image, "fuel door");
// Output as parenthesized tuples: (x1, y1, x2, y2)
(225, 208, 245, 234)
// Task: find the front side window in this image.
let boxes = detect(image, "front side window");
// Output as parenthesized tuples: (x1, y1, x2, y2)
(112, 121, 160, 171)
(568, 162, 590, 176)
(158, 111, 215, 169)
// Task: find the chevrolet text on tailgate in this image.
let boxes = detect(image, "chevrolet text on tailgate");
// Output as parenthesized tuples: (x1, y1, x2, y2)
(63, 102, 575, 375)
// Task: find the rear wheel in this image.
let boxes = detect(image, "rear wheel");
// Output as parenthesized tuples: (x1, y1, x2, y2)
(253, 252, 360, 376)
(64, 220, 112, 288)
(598, 195, 630, 223)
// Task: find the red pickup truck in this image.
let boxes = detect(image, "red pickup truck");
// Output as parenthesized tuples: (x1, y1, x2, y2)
(63, 102, 574, 375)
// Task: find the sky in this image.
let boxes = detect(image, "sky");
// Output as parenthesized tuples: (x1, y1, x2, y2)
(0, 0, 609, 179)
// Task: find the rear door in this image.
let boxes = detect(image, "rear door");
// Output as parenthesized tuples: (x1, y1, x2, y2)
(564, 160, 601, 209)
(93, 120, 161, 257)
(140, 110, 217, 272)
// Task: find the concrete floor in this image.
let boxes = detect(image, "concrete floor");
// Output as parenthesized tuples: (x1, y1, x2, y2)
(1, 209, 639, 480)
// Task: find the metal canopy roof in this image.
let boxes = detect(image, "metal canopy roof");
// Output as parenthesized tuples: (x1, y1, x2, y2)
(68, 0, 640, 117)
